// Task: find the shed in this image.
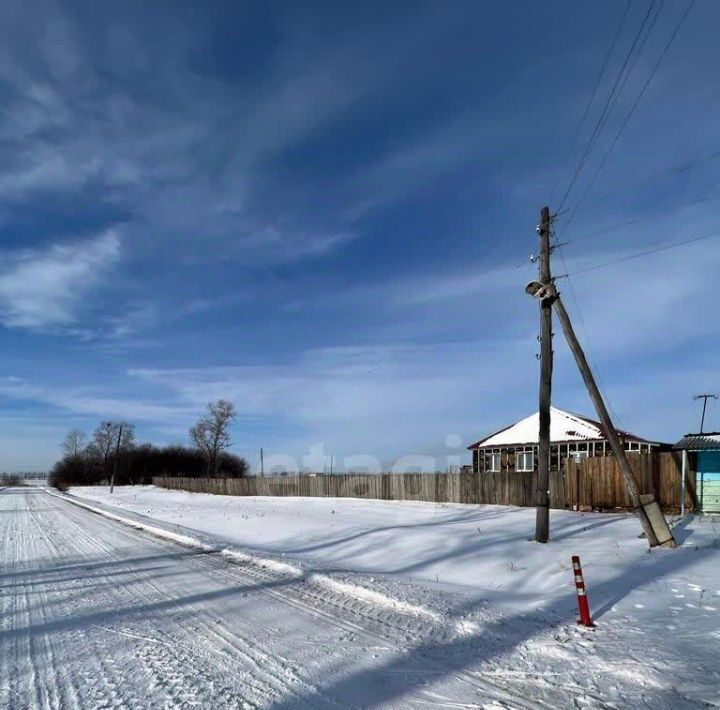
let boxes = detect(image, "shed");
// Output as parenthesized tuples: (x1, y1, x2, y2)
(674, 433, 720, 513)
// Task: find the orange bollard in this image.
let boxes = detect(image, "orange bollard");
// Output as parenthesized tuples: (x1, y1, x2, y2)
(572, 555, 595, 627)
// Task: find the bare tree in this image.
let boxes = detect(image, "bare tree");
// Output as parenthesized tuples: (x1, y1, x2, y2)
(62, 429, 86, 459)
(93, 421, 135, 483)
(93, 422, 115, 476)
(189, 400, 236, 476)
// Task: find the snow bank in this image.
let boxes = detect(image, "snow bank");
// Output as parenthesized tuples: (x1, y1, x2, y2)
(56, 489, 438, 621)
(68, 485, 718, 607)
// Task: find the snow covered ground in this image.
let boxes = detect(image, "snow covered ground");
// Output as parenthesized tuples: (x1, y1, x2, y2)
(4, 485, 720, 708)
(70, 485, 720, 708)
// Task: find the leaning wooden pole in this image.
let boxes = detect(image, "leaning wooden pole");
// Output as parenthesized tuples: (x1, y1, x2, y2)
(551, 291, 675, 548)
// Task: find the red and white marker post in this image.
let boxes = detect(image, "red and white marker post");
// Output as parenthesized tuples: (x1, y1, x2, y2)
(571, 555, 595, 627)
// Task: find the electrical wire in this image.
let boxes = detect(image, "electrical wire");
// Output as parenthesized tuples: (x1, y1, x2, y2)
(556, 0, 659, 215)
(549, 0, 633, 207)
(565, 230, 720, 277)
(546, 5, 661, 423)
(592, 0, 665, 146)
(553, 239, 625, 428)
(586, 149, 720, 207)
(572, 219, 639, 240)
(561, 0, 697, 235)
(550, 225, 716, 430)
(548, 0, 698, 429)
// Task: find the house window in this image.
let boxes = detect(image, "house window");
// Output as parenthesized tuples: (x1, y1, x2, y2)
(569, 451, 589, 462)
(484, 452, 501, 472)
(516, 451, 534, 472)
(550, 445, 560, 471)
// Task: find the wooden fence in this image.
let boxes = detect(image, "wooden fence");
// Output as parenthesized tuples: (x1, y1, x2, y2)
(153, 452, 696, 512)
(565, 452, 696, 512)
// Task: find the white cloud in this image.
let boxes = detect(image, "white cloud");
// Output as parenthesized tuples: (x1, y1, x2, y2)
(0, 230, 121, 330)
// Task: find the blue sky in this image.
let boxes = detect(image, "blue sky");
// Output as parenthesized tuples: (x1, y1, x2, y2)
(1, 0, 719, 472)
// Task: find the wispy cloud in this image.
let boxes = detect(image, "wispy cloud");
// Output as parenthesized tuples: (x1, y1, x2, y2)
(0, 375, 191, 424)
(0, 230, 121, 330)
(0, 5, 449, 267)
(127, 339, 536, 459)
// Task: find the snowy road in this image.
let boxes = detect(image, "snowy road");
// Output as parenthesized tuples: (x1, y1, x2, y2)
(1, 488, 539, 709)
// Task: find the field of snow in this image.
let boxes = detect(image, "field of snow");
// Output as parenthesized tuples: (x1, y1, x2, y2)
(67, 484, 720, 707)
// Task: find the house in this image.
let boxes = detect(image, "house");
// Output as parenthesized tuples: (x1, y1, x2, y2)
(468, 406, 662, 474)
(674, 433, 720, 513)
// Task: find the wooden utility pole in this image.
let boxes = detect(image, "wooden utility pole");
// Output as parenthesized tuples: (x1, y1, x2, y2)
(110, 423, 123, 494)
(693, 394, 718, 434)
(260, 448, 265, 477)
(550, 293, 675, 547)
(535, 206, 553, 543)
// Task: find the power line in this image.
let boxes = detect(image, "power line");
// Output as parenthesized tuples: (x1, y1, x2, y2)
(561, 0, 697, 234)
(549, 5, 664, 426)
(595, 0, 666, 142)
(586, 149, 720, 208)
(547, 2, 660, 431)
(553, 239, 625, 428)
(557, 186, 720, 248)
(565, 230, 720, 277)
(549, 0, 633, 207)
(558, 0, 695, 434)
(556, 0, 659, 215)
(572, 219, 639, 240)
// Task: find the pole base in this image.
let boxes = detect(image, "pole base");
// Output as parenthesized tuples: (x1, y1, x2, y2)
(639, 495, 677, 548)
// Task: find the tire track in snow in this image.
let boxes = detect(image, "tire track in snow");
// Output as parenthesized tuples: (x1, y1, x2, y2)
(2, 491, 54, 709)
(23, 500, 84, 710)
(182, 552, 546, 710)
(63, 524, 321, 707)
(3, 490, 139, 710)
(36, 490, 339, 709)
(47, 497, 270, 709)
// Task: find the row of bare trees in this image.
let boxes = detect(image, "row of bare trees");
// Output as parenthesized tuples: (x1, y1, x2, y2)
(63, 421, 136, 476)
(51, 399, 245, 490)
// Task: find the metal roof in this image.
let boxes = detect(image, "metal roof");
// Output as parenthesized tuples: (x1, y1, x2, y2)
(673, 433, 720, 451)
(468, 407, 654, 449)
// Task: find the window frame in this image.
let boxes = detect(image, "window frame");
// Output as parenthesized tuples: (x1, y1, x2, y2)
(515, 450, 534, 472)
(484, 452, 501, 473)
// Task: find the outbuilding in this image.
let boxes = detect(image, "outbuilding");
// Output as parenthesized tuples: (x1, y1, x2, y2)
(674, 433, 720, 514)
